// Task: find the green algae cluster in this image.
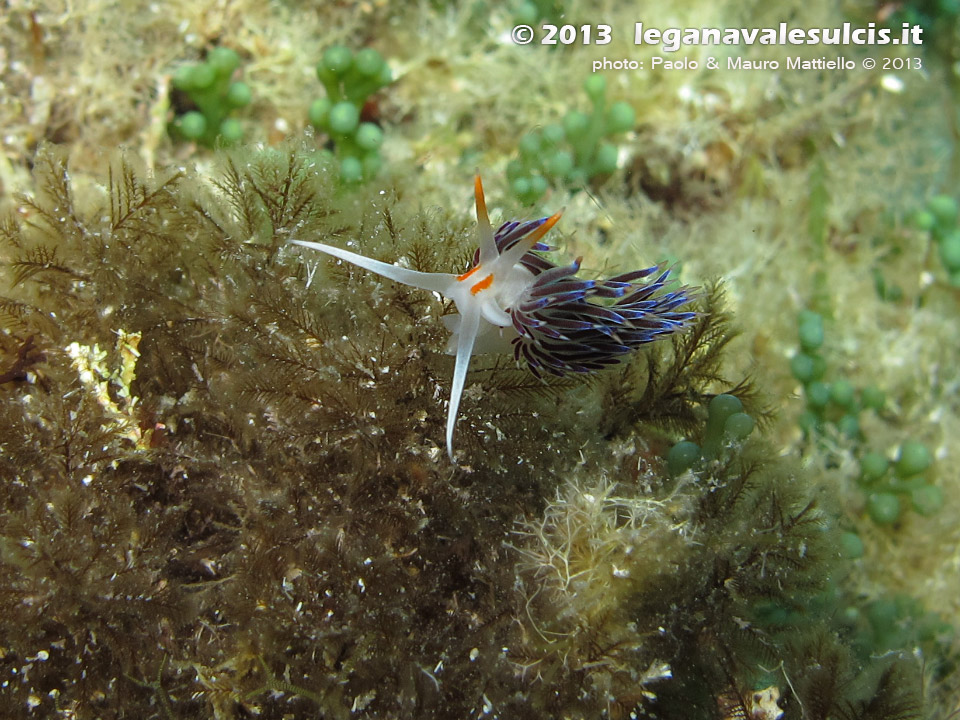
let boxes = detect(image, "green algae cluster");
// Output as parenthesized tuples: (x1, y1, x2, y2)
(507, 75, 635, 204)
(308, 46, 391, 183)
(916, 194, 960, 286)
(170, 47, 252, 147)
(0, 144, 942, 719)
(666, 393, 756, 476)
(789, 309, 945, 529)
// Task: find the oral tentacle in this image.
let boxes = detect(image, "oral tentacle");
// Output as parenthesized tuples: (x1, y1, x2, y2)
(290, 240, 456, 294)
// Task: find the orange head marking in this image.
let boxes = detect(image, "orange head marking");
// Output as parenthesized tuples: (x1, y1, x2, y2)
(456, 264, 482, 282)
(470, 274, 494, 295)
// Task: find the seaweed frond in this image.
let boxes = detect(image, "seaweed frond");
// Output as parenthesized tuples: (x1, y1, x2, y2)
(9, 244, 85, 286)
(846, 661, 924, 720)
(18, 147, 88, 245)
(108, 157, 182, 244)
(0, 296, 41, 330)
(597, 279, 754, 439)
(0, 213, 22, 250)
(208, 147, 338, 253)
(246, 147, 337, 238)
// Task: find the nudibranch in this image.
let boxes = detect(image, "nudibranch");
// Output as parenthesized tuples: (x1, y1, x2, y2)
(291, 176, 695, 461)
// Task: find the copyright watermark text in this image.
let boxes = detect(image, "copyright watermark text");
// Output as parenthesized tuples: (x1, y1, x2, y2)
(509, 21, 923, 49)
